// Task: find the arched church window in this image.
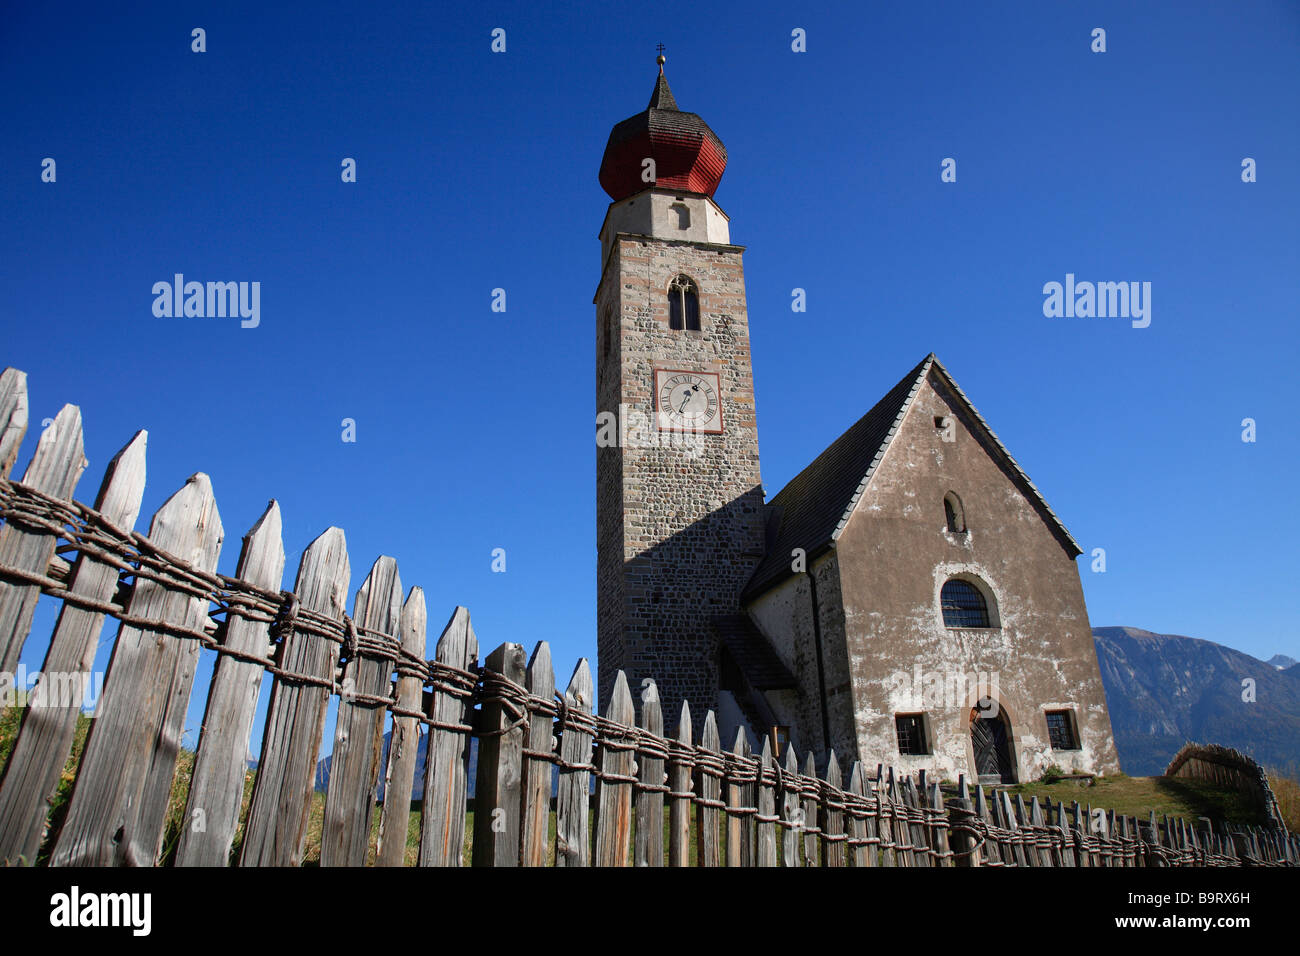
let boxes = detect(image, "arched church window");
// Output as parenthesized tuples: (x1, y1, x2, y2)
(668, 274, 700, 331)
(940, 578, 991, 628)
(944, 492, 966, 533)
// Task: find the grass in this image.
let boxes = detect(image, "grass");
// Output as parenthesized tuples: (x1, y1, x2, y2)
(1003, 772, 1271, 826)
(0, 699, 93, 865)
(2, 703, 1291, 864)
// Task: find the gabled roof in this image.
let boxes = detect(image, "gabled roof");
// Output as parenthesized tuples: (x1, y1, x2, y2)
(741, 353, 1082, 602)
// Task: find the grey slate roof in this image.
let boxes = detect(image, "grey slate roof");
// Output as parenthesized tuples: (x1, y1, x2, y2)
(741, 353, 1081, 602)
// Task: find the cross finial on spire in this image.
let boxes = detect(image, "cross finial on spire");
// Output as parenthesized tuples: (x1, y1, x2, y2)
(656, 44, 666, 74)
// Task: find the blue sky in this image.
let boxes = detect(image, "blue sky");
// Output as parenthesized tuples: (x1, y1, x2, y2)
(2, 1, 1297, 752)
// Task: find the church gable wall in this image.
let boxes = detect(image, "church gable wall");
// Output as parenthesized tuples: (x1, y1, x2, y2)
(832, 370, 1120, 781)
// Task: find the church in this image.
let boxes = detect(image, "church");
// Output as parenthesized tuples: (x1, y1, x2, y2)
(594, 58, 1119, 784)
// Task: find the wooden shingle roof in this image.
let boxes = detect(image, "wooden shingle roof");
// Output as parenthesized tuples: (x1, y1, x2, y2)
(598, 69, 728, 201)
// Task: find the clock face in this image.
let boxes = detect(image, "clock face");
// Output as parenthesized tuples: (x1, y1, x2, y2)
(654, 369, 723, 433)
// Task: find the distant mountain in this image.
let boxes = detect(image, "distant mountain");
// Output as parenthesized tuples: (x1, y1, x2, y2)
(1268, 654, 1297, 671)
(1094, 626, 1300, 777)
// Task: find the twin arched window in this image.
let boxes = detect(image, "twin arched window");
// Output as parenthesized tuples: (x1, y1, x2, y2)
(668, 274, 700, 331)
(940, 579, 992, 628)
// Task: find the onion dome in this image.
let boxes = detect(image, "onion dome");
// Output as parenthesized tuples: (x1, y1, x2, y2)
(598, 56, 728, 201)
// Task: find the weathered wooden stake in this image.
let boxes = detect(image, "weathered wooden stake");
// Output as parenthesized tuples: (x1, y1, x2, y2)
(888, 768, 912, 867)
(820, 752, 845, 867)
(725, 727, 748, 868)
(695, 711, 721, 867)
(0, 403, 87, 674)
(876, 766, 895, 867)
(930, 783, 952, 867)
(320, 556, 403, 866)
(848, 762, 873, 868)
(780, 744, 800, 866)
(52, 473, 223, 866)
(949, 776, 982, 867)
(0, 367, 30, 479)
(473, 642, 527, 867)
(240, 527, 350, 867)
(904, 775, 929, 868)
(179, 498, 284, 867)
(374, 586, 428, 867)
(666, 701, 692, 867)
(417, 606, 477, 867)
(0, 430, 146, 866)
(593, 671, 636, 866)
(802, 752, 820, 867)
(520, 641, 555, 867)
(634, 678, 664, 867)
(554, 658, 593, 867)
(740, 731, 756, 866)
(756, 737, 777, 867)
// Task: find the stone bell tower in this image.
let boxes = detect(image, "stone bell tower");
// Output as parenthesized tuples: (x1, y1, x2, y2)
(595, 57, 767, 724)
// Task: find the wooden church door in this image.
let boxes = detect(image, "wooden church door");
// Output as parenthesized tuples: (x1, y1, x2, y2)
(970, 703, 1014, 785)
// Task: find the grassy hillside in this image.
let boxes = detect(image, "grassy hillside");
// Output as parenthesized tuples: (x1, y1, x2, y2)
(1004, 773, 1265, 826)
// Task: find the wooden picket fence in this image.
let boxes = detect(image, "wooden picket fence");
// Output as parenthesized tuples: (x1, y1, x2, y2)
(0, 365, 1296, 868)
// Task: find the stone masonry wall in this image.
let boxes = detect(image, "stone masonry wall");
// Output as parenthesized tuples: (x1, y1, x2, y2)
(595, 232, 766, 727)
(595, 248, 626, 697)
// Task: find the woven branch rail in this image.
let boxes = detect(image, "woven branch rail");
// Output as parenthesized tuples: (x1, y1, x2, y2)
(0, 369, 1295, 868)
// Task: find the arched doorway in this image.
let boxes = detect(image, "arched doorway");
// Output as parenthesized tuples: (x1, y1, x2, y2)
(969, 698, 1016, 785)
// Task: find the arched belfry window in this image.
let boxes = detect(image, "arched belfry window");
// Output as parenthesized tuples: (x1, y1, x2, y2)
(668, 275, 700, 331)
(940, 578, 992, 628)
(944, 492, 966, 533)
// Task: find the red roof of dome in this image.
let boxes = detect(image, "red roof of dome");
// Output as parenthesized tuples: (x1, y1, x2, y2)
(598, 68, 728, 202)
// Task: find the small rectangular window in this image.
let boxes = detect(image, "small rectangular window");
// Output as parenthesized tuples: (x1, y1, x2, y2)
(1045, 710, 1079, 750)
(895, 713, 930, 755)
